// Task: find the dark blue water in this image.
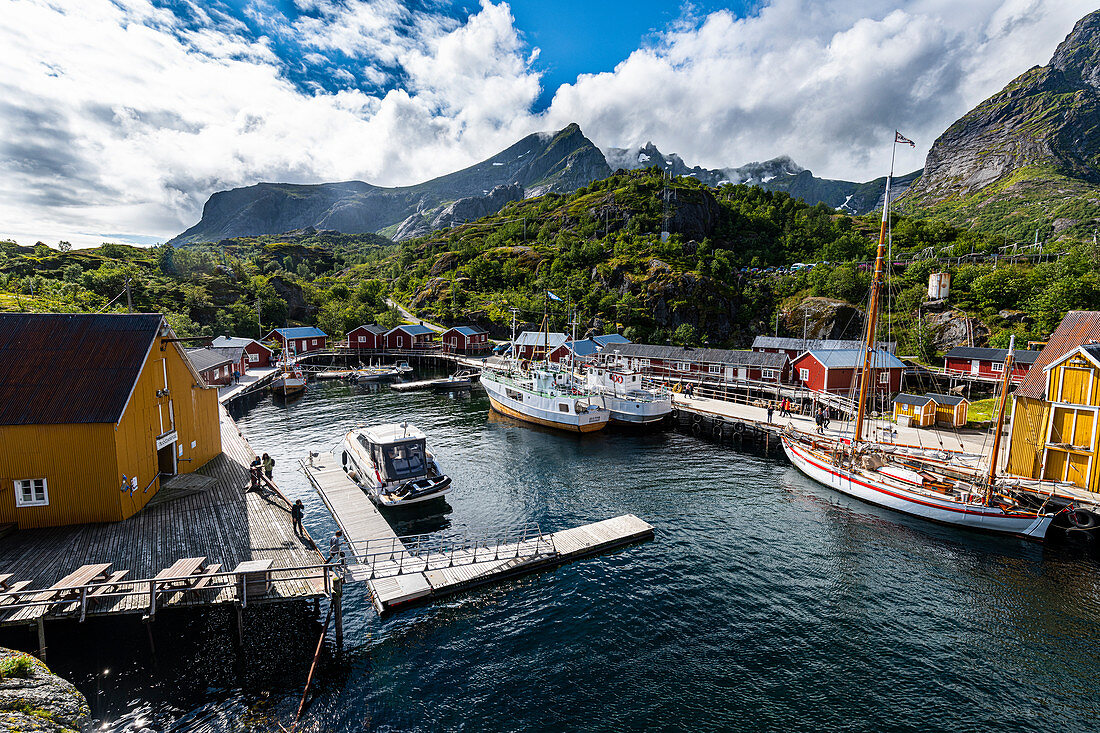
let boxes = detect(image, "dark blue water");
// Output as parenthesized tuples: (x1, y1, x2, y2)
(16, 380, 1100, 732)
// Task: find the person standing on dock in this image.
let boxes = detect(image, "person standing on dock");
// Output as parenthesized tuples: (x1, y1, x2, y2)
(262, 453, 275, 479)
(814, 409, 825, 435)
(291, 499, 305, 535)
(766, 402, 774, 424)
(248, 457, 262, 490)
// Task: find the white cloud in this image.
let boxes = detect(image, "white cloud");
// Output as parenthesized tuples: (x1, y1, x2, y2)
(0, 0, 540, 246)
(545, 0, 1096, 181)
(0, 0, 1094, 247)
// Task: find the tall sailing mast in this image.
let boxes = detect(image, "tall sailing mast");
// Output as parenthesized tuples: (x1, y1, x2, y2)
(853, 133, 907, 443)
(985, 336, 1016, 501)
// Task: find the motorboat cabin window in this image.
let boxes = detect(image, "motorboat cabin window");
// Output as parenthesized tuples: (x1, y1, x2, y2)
(559, 403, 570, 412)
(379, 440, 427, 480)
(506, 388, 524, 401)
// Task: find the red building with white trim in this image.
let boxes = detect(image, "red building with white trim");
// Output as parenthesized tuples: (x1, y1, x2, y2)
(263, 326, 328, 355)
(944, 346, 1041, 384)
(346, 324, 388, 350)
(440, 326, 490, 354)
(791, 349, 904, 394)
(384, 324, 436, 350)
(211, 336, 273, 368)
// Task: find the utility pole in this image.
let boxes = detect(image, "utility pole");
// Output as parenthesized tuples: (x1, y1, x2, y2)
(802, 312, 808, 351)
(125, 276, 132, 313)
(256, 297, 262, 333)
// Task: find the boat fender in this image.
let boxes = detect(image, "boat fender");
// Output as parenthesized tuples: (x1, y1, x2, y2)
(733, 422, 745, 434)
(713, 423, 723, 438)
(691, 422, 702, 437)
(692, 415, 703, 425)
(1070, 509, 1099, 530)
(347, 469, 359, 481)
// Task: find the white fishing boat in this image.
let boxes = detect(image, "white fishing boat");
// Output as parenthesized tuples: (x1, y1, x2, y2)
(782, 131, 1057, 541)
(340, 423, 451, 507)
(481, 369, 610, 433)
(583, 366, 671, 425)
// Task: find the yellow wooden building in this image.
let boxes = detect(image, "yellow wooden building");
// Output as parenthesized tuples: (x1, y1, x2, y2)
(0, 313, 222, 529)
(927, 393, 969, 428)
(1006, 311, 1100, 492)
(892, 394, 936, 427)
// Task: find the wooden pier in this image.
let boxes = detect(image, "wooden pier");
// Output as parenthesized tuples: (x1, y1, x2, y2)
(301, 453, 654, 615)
(0, 408, 326, 653)
(218, 366, 278, 405)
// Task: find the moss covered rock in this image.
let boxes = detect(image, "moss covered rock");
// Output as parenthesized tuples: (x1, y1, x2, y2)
(0, 649, 89, 733)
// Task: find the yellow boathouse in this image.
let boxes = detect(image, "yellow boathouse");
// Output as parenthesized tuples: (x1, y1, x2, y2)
(0, 313, 222, 529)
(1006, 311, 1100, 492)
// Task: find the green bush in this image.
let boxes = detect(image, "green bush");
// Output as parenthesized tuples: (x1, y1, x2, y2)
(0, 654, 34, 679)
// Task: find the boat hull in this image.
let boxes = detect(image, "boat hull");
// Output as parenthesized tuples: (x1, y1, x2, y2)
(782, 435, 1053, 541)
(600, 395, 672, 425)
(487, 395, 606, 433)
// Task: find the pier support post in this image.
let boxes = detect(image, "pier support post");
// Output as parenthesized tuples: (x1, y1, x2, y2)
(144, 618, 157, 661)
(235, 603, 244, 646)
(35, 620, 46, 662)
(333, 577, 344, 654)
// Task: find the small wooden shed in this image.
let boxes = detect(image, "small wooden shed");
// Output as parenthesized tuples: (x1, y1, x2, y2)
(892, 394, 936, 427)
(927, 393, 969, 428)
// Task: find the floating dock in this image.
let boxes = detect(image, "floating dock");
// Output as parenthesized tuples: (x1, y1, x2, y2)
(301, 452, 653, 615)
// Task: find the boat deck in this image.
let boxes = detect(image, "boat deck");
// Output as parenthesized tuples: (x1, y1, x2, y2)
(0, 408, 325, 626)
(301, 453, 654, 614)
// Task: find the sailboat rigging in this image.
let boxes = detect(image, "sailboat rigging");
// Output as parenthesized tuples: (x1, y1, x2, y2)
(781, 132, 1057, 540)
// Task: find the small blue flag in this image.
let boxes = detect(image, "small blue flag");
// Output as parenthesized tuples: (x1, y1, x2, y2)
(547, 291, 563, 302)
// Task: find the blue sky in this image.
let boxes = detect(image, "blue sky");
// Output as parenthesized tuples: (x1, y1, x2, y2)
(0, 0, 1094, 245)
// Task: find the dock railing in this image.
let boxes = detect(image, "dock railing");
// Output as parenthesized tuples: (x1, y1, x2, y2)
(346, 523, 555, 580)
(0, 562, 338, 622)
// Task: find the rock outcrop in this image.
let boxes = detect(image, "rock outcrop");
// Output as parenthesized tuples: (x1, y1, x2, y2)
(0, 649, 90, 733)
(925, 310, 990, 352)
(393, 184, 524, 241)
(901, 10, 1100, 239)
(785, 297, 866, 341)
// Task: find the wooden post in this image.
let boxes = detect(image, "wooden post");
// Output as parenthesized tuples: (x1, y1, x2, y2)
(333, 577, 344, 653)
(36, 620, 46, 661)
(145, 618, 157, 660)
(235, 603, 244, 646)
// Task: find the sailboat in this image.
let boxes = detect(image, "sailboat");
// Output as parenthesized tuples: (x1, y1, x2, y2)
(781, 133, 1056, 541)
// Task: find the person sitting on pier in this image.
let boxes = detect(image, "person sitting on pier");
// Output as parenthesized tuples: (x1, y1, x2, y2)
(292, 499, 305, 535)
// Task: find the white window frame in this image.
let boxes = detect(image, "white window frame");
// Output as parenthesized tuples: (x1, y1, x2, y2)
(1042, 401, 1098, 485)
(878, 371, 890, 385)
(708, 365, 721, 375)
(15, 478, 48, 507)
(248, 352, 258, 362)
(358, 335, 366, 343)
(675, 361, 691, 372)
(762, 369, 778, 380)
(799, 368, 810, 381)
(311, 339, 318, 346)
(991, 361, 1004, 373)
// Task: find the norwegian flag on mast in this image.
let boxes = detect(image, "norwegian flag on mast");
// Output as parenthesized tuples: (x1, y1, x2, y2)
(895, 131, 916, 147)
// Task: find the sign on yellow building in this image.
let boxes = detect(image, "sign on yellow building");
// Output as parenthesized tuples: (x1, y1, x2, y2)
(0, 313, 222, 529)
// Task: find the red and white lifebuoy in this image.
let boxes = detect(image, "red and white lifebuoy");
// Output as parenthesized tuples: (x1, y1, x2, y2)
(610, 373, 624, 383)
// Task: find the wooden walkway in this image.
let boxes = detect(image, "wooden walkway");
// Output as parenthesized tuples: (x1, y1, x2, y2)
(0, 407, 325, 627)
(301, 455, 654, 615)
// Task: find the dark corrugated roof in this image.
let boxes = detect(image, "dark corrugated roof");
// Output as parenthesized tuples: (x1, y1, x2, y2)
(945, 346, 1043, 365)
(751, 336, 897, 353)
(926, 393, 967, 406)
(348, 324, 387, 336)
(1017, 312, 1100, 399)
(610, 343, 788, 368)
(0, 313, 163, 426)
(893, 394, 934, 406)
(186, 347, 239, 373)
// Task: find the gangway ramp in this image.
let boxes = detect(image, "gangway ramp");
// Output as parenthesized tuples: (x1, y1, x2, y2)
(301, 453, 654, 615)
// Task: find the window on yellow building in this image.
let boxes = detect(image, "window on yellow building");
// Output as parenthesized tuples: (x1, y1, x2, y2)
(15, 478, 48, 507)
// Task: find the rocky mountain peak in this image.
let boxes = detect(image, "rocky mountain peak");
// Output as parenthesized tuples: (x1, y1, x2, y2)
(1050, 9, 1100, 91)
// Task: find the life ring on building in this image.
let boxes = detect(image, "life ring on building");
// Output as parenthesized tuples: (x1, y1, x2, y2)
(672, 383, 683, 393)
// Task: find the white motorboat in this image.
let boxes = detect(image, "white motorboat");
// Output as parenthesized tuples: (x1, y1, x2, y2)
(582, 366, 672, 425)
(481, 369, 610, 433)
(340, 423, 451, 507)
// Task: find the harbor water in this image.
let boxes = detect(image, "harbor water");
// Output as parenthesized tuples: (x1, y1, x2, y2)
(20, 380, 1100, 731)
